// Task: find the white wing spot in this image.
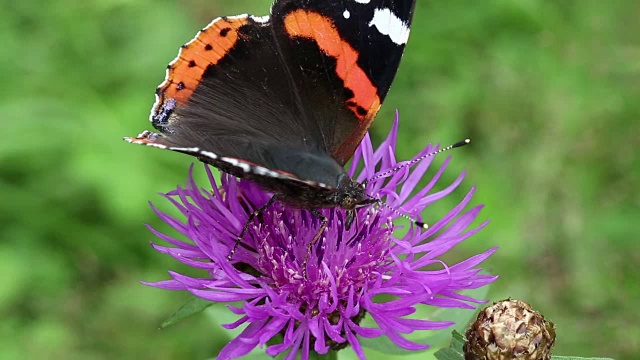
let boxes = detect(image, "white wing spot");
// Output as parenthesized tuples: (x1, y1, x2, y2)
(251, 15, 270, 23)
(199, 151, 218, 159)
(343, 10, 351, 19)
(146, 143, 167, 149)
(221, 157, 251, 173)
(254, 167, 281, 177)
(226, 14, 249, 20)
(369, 8, 411, 45)
(354, 0, 371, 3)
(169, 147, 200, 153)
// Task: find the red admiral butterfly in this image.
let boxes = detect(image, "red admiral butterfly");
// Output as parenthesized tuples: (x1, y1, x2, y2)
(126, 0, 417, 260)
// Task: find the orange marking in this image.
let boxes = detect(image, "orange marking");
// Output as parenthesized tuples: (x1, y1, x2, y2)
(283, 10, 381, 121)
(154, 17, 249, 114)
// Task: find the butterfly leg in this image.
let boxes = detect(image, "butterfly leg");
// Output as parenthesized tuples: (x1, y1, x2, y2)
(227, 195, 278, 261)
(302, 209, 328, 278)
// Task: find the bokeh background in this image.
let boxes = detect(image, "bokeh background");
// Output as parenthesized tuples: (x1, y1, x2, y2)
(2, 0, 638, 359)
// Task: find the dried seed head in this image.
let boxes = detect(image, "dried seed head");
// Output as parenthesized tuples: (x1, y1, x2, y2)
(464, 299, 556, 360)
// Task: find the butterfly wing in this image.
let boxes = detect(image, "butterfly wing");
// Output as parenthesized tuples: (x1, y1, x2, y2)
(127, 0, 416, 185)
(271, 0, 417, 164)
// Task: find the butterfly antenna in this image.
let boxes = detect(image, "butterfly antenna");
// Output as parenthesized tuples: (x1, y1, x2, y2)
(361, 138, 471, 229)
(368, 196, 429, 229)
(363, 139, 470, 185)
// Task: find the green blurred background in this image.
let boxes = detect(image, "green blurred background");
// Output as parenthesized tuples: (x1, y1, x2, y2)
(1, 0, 638, 359)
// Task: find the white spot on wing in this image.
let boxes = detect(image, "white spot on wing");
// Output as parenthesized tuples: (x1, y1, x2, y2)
(343, 10, 350, 19)
(168, 147, 200, 153)
(221, 157, 250, 173)
(368, 8, 411, 45)
(137, 142, 167, 149)
(226, 14, 249, 20)
(251, 15, 270, 23)
(354, 0, 371, 4)
(254, 167, 281, 177)
(199, 151, 218, 159)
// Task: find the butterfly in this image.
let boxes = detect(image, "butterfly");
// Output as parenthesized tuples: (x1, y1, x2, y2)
(126, 0, 417, 262)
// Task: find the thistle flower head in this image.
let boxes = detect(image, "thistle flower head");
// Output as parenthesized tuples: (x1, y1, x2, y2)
(464, 299, 556, 360)
(145, 112, 497, 359)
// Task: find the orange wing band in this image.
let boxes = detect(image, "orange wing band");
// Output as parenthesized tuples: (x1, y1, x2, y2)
(154, 17, 250, 113)
(283, 10, 381, 121)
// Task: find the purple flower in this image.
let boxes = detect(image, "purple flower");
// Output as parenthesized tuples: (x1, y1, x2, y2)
(144, 111, 498, 360)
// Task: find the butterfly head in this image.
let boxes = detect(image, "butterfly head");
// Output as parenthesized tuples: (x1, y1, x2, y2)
(335, 175, 377, 230)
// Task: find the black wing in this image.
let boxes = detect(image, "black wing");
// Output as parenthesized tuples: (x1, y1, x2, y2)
(127, 0, 416, 185)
